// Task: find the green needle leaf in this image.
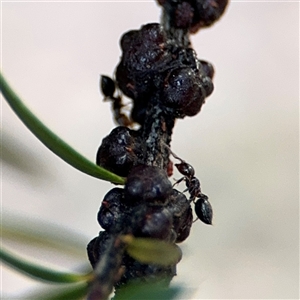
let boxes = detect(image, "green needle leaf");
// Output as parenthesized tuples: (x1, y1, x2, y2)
(121, 235, 182, 266)
(30, 283, 89, 300)
(114, 280, 181, 300)
(1, 215, 88, 258)
(0, 72, 125, 185)
(0, 246, 91, 283)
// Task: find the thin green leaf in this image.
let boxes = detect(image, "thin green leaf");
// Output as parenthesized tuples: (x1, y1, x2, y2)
(121, 236, 182, 266)
(0, 246, 91, 283)
(0, 72, 125, 185)
(1, 214, 87, 258)
(30, 283, 89, 300)
(1, 131, 53, 180)
(114, 280, 182, 300)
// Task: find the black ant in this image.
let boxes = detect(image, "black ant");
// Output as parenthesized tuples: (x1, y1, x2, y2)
(100, 75, 133, 127)
(165, 144, 201, 200)
(164, 144, 213, 225)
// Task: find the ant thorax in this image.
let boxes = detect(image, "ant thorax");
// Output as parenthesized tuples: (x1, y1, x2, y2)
(100, 75, 134, 128)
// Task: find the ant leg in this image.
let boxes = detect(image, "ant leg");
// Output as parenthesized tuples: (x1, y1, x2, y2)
(188, 194, 196, 204)
(173, 176, 185, 187)
(162, 142, 185, 163)
(116, 113, 132, 127)
(112, 97, 133, 127)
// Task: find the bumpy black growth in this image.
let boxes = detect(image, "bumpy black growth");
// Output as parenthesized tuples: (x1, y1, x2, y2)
(88, 0, 228, 298)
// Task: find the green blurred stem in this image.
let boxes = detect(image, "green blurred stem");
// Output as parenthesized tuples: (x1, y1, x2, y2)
(0, 247, 91, 283)
(1, 218, 87, 258)
(31, 283, 89, 300)
(0, 72, 125, 185)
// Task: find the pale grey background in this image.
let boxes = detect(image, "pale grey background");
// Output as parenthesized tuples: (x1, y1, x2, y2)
(1, 1, 299, 299)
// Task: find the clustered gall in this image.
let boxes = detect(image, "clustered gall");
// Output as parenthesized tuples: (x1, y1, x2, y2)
(87, 0, 228, 294)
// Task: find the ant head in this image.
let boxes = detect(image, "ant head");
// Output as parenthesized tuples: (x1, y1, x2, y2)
(175, 162, 195, 178)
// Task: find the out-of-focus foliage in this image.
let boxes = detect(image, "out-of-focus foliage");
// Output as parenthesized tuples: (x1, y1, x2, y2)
(0, 72, 125, 185)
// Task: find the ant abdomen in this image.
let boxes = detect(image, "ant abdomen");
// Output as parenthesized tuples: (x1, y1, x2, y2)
(101, 75, 116, 98)
(194, 194, 213, 225)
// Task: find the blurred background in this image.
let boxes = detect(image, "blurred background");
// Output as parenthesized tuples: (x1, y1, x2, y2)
(1, 1, 299, 299)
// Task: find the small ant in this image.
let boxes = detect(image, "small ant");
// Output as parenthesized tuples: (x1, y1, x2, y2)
(165, 144, 201, 201)
(164, 143, 213, 225)
(100, 75, 133, 127)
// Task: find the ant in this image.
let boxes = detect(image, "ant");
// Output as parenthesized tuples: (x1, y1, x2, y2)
(100, 75, 133, 127)
(164, 143, 213, 225)
(165, 144, 201, 201)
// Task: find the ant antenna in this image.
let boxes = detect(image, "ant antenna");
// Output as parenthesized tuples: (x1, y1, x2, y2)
(162, 142, 185, 163)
